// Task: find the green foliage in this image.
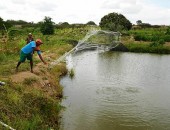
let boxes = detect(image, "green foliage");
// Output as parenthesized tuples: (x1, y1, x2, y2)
(165, 26, 170, 35)
(99, 12, 132, 31)
(0, 83, 62, 130)
(134, 34, 170, 42)
(126, 43, 170, 54)
(158, 39, 165, 45)
(86, 21, 96, 25)
(149, 39, 165, 47)
(6, 20, 28, 25)
(0, 52, 6, 62)
(59, 22, 70, 28)
(40, 16, 55, 35)
(18, 39, 25, 49)
(69, 68, 75, 78)
(0, 17, 4, 30)
(8, 29, 21, 37)
(3, 21, 12, 30)
(139, 23, 152, 28)
(130, 27, 170, 42)
(150, 42, 161, 47)
(136, 20, 142, 25)
(23, 77, 38, 85)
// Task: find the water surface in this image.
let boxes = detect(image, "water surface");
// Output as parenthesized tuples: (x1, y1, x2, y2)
(60, 51, 170, 130)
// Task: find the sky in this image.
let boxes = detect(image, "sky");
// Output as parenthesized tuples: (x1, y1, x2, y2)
(0, 0, 170, 25)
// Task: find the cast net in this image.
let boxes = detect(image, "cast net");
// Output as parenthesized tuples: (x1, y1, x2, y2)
(49, 30, 121, 67)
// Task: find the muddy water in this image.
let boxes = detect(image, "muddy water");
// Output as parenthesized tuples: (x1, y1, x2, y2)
(60, 51, 170, 130)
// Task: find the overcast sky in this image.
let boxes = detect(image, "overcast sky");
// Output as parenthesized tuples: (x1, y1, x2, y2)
(0, 0, 170, 25)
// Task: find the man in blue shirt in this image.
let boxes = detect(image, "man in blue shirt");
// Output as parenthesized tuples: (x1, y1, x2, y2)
(16, 39, 46, 73)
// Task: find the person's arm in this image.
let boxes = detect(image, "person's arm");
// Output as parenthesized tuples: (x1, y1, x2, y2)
(39, 54, 47, 64)
(37, 51, 47, 64)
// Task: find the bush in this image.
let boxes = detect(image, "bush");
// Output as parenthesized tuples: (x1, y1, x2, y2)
(165, 26, 170, 35)
(99, 12, 132, 31)
(40, 16, 55, 35)
(149, 42, 160, 47)
(161, 35, 170, 42)
(158, 39, 165, 45)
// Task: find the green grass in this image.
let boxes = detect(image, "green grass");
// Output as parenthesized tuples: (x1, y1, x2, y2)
(128, 27, 170, 42)
(23, 77, 38, 85)
(122, 27, 170, 54)
(0, 26, 97, 129)
(125, 42, 170, 54)
(0, 82, 62, 130)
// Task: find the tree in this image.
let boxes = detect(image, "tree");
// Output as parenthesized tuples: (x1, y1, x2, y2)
(0, 17, 4, 30)
(4, 21, 12, 29)
(99, 12, 132, 31)
(40, 16, 55, 35)
(0, 17, 12, 31)
(86, 21, 96, 25)
(136, 20, 142, 25)
(165, 26, 170, 35)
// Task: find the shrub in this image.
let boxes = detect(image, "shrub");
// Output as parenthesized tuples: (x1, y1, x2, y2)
(165, 26, 170, 35)
(99, 12, 132, 31)
(149, 42, 160, 47)
(162, 35, 170, 42)
(158, 39, 165, 45)
(40, 16, 55, 35)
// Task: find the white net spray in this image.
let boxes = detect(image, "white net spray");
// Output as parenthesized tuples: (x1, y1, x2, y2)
(49, 30, 121, 68)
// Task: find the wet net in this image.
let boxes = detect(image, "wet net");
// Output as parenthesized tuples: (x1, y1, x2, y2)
(49, 30, 121, 67)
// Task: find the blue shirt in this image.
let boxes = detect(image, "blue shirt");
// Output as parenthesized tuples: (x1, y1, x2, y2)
(21, 41, 36, 54)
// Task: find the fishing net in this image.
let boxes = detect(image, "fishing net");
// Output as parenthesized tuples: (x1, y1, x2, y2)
(49, 30, 121, 67)
(76, 30, 121, 52)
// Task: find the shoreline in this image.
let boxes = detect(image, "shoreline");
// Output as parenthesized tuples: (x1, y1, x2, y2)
(0, 44, 73, 130)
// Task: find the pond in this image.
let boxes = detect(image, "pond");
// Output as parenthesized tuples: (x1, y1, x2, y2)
(60, 50, 170, 130)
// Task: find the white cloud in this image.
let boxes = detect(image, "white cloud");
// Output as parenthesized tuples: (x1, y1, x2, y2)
(101, 0, 120, 9)
(0, 0, 169, 25)
(127, 1, 170, 25)
(12, 0, 26, 5)
(35, 2, 58, 12)
(120, 3, 143, 14)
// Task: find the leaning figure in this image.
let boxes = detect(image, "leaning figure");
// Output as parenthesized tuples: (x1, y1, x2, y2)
(16, 39, 47, 73)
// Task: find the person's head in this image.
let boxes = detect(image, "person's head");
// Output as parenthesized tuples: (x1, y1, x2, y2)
(28, 33, 32, 38)
(35, 39, 43, 51)
(36, 39, 43, 45)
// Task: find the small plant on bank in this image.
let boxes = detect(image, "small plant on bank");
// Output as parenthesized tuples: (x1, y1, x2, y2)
(69, 68, 75, 78)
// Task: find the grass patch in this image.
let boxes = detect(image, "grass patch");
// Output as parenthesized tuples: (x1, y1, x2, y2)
(68, 68, 75, 78)
(125, 42, 170, 54)
(23, 77, 38, 85)
(0, 81, 62, 130)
